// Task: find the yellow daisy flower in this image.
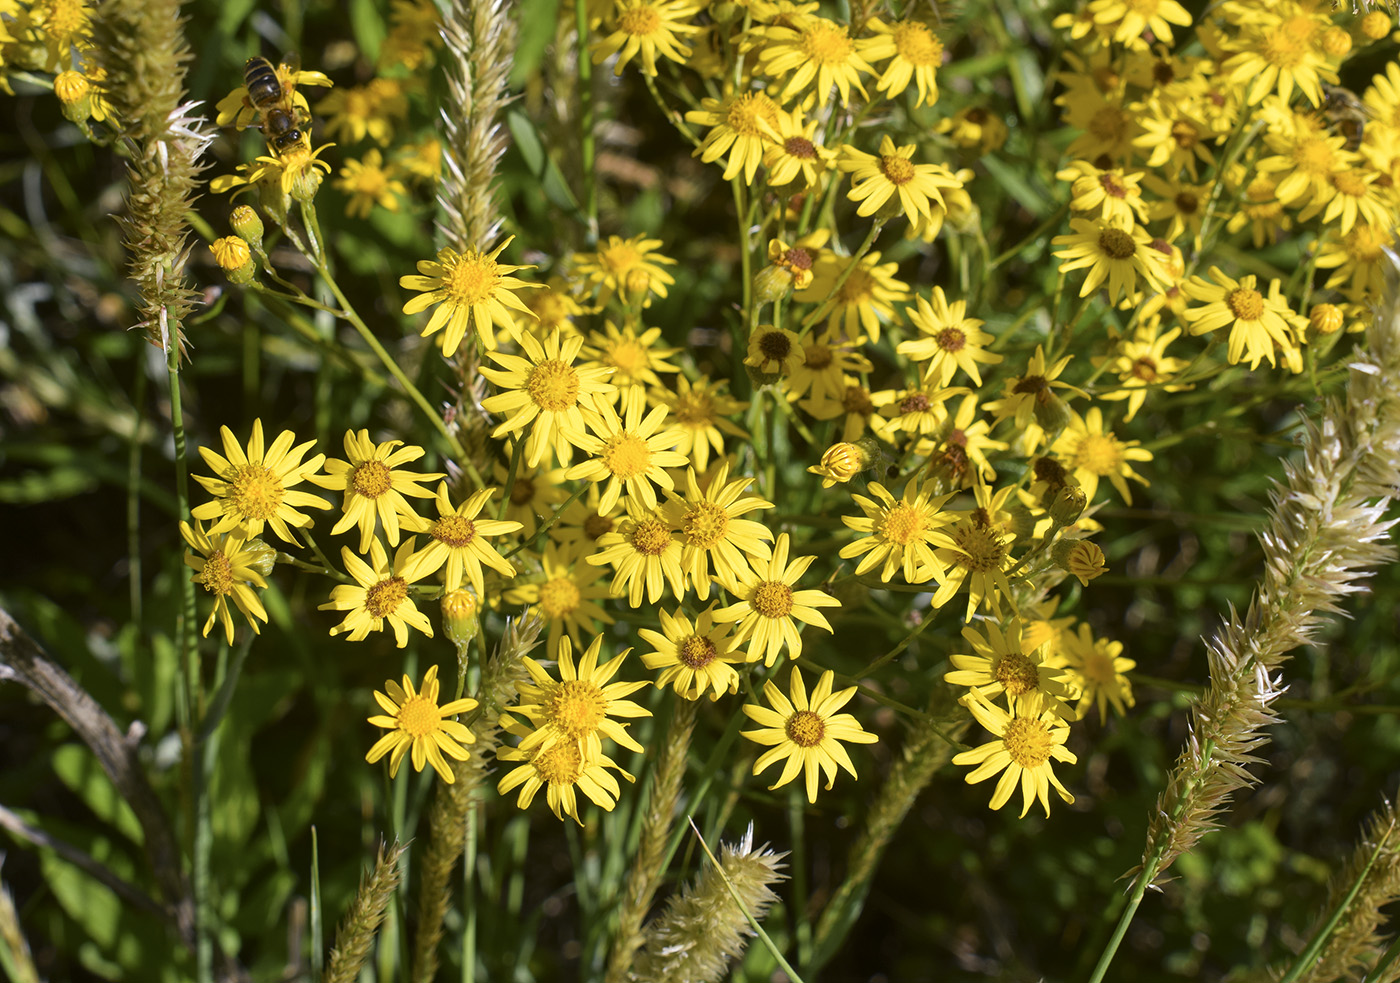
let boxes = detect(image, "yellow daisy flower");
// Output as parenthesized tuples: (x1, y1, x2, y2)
(311, 429, 444, 553)
(1316, 222, 1396, 304)
(839, 480, 956, 584)
(509, 634, 653, 759)
(591, 0, 701, 76)
(551, 483, 625, 554)
(863, 17, 944, 107)
(586, 499, 687, 606)
(319, 538, 433, 647)
(1058, 159, 1150, 227)
(800, 381, 877, 443)
(480, 328, 617, 468)
(754, 15, 877, 108)
(639, 605, 745, 701)
(1049, 409, 1153, 505)
(984, 346, 1087, 432)
(399, 236, 541, 354)
(1057, 622, 1136, 722)
(685, 90, 783, 185)
(564, 389, 689, 514)
(763, 108, 836, 189)
(1222, 13, 1336, 107)
(574, 234, 678, 308)
(930, 501, 1017, 621)
(944, 618, 1071, 718)
(1093, 324, 1190, 422)
(742, 666, 878, 803)
(335, 149, 405, 219)
(713, 532, 841, 665)
(1086, 0, 1192, 48)
(582, 320, 681, 396)
(838, 135, 963, 224)
(400, 483, 523, 594)
(1179, 266, 1306, 370)
(936, 105, 1010, 156)
(523, 277, 586, 340)
(870, 381, 963, 441)
(650, 375, 749, 473)
(1051, 216, 1166, 304)
(365, 665, 477, 783)
(1300, 167, 1393, 236)
(896, 286, 1004, 387)
(952, 692, 1077, 818)
(504, 541, 615, 652)
(496, 726, 632, 824)
(794, 248, 911, 343)
(315, 77, 409, 145)
(785, 328, 873, 403)
(179, 520, 270, 645)
(496, 451, 571, 539)
(922, 394, 1006, 489)
(661, 463, 775, 600)
(744, 324, 806, 380)
(191, 419, 330, 544)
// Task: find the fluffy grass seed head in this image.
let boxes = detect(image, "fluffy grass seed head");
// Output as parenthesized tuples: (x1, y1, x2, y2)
(1050, 408, 1153, 506)
(319, 538, 433, 647)
(713, 532, 841, 665)
(639, 605, 745, 701)
(510, 634, 652, 760)
(839, 480, 956, 584)
(365, 665, 478, 783)
(480, 329, 617, 468)
(838, 135, 963, 224)
(1057, 622, 1136, 721)
(661, 462, 775, 600)
(399, 236, 541, 354)
(953, 691, 1077, 818)
(592, 0, 701, 76)
(586, 498, 686, 607)
(191, 419, 330, 544)
(564, 388, 689, 514)
(897, 286, 1004, 387)
(310, 429, 444, 553)
(400, 483, 523, 594)
(742, 665, 878, 803)
(180, 520, 270, 644)
(944, 618, 1071, 720)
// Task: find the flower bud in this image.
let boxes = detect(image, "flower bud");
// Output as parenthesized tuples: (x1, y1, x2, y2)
(243, 537, 278, 578)
(1048, 485, 1087, 527)
(1033, 389, 1073, 434)
(1320, 26, 1351, 57)
(441, 588, 481, 652)
(1360, 11, 1390, 40)
(229, 205, 264, 250)
(807, 439, 876, 488)
(1309, 303, 1343, 336)
(210, 236, 255, 284)
(54, 70, 92, 123)
(1052, 540, 1107, 586)
(624, 268, 651, 305)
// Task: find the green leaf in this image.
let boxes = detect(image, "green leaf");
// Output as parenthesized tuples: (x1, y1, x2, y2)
(51, 745, 144, 844)
(349, 0, 388, 66)
(511, 0, 562, 88)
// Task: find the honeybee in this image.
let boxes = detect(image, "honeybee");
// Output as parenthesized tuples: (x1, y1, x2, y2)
(1321, 84, 1371, 152)
(243, 54, 309, 154)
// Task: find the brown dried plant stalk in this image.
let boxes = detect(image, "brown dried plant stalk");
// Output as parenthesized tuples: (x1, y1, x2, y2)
(410, 612, 542, 983)
(1091, 262, 1400, 982)
(91, 0, 211, 358)
(0, 857, 40, 983)
(605, 698, 699, 983)
(324, 840, 408, 983)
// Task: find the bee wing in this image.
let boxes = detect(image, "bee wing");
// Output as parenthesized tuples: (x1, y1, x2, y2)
(279, 51, 302, 77)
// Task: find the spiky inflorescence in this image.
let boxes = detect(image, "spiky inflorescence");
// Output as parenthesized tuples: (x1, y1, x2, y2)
(325, 840, 408, 983)
(632, 826, 788, 983)
(1276, 797, 1400, 983)
(606, 699, 698, 983)
(438, 0, 515, 252)
(1139, 260, 1400, 884)
(410, 611, 541, 983)
(91, 0, 212, 358)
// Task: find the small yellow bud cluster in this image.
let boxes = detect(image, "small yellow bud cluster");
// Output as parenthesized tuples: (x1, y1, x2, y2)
(210, 236, 255, 284)
(54, 71, 92, 124)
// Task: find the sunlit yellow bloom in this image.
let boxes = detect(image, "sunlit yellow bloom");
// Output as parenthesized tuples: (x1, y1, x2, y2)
(742, 666, 878, 803)
(685, 91, 783, 184)
(1093, 324, 1190, 421)
(763, 108, 835, 189)
(586, 499, 686, 606)
(401, 484, 523, 594)
(897, 287, 1003, 387)
(713, 533, 840, 665)
(863, 17, 943, 107)
(640, 606, 744, 701)
(1222, 12, 1336, 107)
(661, 463, 774, 600)
(754, 15, 877, 107)
(592, 0, 700, 76)
(1058, 159, 1149, 226)
(785, 328, 872, 403)
(1050, 409, 1153, 505)
(953, 692, 1077, 818)
(310, 429, 443, 553)
(504, 541, 615, 652)
(840, 480, 955, 584)
(1180, 266, 1306, 370)
(1057, 623, 1136, 722)
(839, 135, 963, 224)
(744, 324, 805, 378)
(807, 440, 871, 488)
(649, 375, 749, 473)
(180, 521, 270, 645)
(944, 618, 1071, 718)
(930, 482, 1019, 620)
(1051, 216, 1167, 304)
(191, 420, 330, 544)
(794, 248, 911, 343)
(1086, 0, 1191, 48)
(400, 237, 541, 354)
(366, 665, 476, 783)
(496, 724, 632, 824)
(509, 634, 652, 759)
(984, 346, 1087, 433)
(574, 234, 678, 307)
(319, 538, 433, 647)
(582, 320, 681, 396)
(565, 389, 688, 514)
(870, 381, 963, 441)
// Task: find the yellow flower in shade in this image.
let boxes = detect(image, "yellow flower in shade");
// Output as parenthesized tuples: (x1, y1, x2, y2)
(863, 18, 944, 107)
(1093, 323, 1190, 422)
(744, 325, 805, 378)
(713, 533, 841, 665)
(1086, 0, 1191, 48)
(1050, 409, 1152, 505)
(905, 167, 978, 244)
(1180, 266, 1306, 371)
(523, 277, 586, 340)
(839, 480, 956, 584)
(984, 346, 1086, 437)
(496, 724, 632, 824)
(336, 149, 406, 219)
(742, 666, 878, 803)
(897, 287, 1003, 387)
(801, 382, 877, 443)
(582, 320, 681, 396)
(1058, 159, 1149, 227)
(310, 429, 444, 553)
(944, 618, 1070, 719)
(396, 136, 443, 182)
(936, 105, 1009, 155)
(639, 605, 745, 701)
(586, 499, 686, 606)
(1057, 83, 1137, 163)
(180, 521, 270, 645)
(871, 381, 963, 441)
(1316, 222, 1396, 304)
(785, 328, 873, 403)
(319, 538, 433, 647)
(496, 451, 571, 539)
(316, 77, 409, 145)
(480, 329, 617, 468)
(564, 389, 689, 514)
(1222, 14, 1336, 108)
(191, 420, 330, 544)
(661, 463, 775, 600)
(509, 635, 653, 759)
(552, 484, 625, 554)
(838, 136, 963, 224)
(1054, 539, 1108, 586)
(1301, 168, 1393, 236)
(922, 394, 1006, 489)
(685, 91, 783, 185)
(754, 15, 877, 108)
(365, 665, 477, 783)
(649, 375, 748, 473)
(504, 541, 615, 652)
(592, 0, 700, 76)
(759, 238, 819, 299)
(794, 249, 910, 343)
(399, 237, 541, 355)
(574, 234, 678, 308)
(930, 496, 1017, 621)
(1057, 623, 1136, 722)
(763, 109, 835, 189)
(1142, 173, 1211, 244)
(209, 236, 251, 273)
(1051, 217, 1166, 304)
(953, 692, 1077, 818)
(400, 483, 523, 593)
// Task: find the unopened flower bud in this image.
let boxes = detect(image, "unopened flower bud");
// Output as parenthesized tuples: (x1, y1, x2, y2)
(54, 70, 93, 124)
(808, 440, 873, 488)
(624, 268, 651, 304)
(1309, 303, 1343, 335)
(441, 588, 481, 652)
(210, 236, 255, 283)
(243, 537, 278, 578)
(229, 205, 264, 250)
(1033, 389, 1073, 434)
(1049, 485, 1087, 527)
(1320, 26, 1351, 57)
(1052, 539, 1107, 586)
(1360, 11, 1390, 40)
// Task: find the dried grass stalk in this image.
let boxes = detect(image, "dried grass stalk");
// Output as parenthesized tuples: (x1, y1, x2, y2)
(0, 856, 40, 983)
(324, 840, 408, 983)
(410, 612, 542, 983)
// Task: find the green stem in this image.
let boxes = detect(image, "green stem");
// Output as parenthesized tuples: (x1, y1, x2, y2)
(798, 220, 885, 337)
(501, 483, 588, 561)
(576, 1, 598, 245)
(498, 437, 524, 520)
